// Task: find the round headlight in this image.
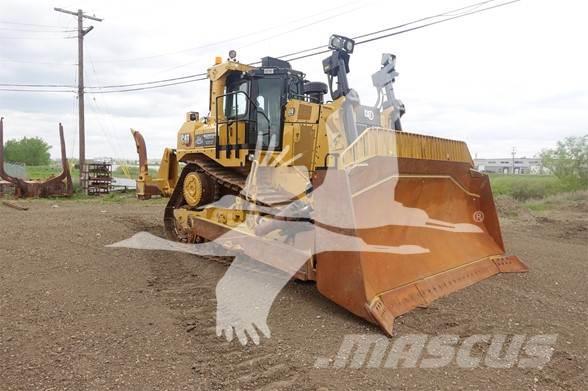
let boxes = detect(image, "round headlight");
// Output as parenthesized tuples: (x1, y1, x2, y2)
(345, 40, 354, 52)
(331, 36, 342, 49)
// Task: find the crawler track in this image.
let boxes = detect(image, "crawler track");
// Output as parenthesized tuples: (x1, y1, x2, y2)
(164, 155, 247, 242)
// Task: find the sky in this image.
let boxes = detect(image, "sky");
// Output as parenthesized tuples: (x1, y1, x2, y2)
(0, 0, 586, 160)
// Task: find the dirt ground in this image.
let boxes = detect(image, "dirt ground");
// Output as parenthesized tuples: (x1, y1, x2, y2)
(0, 195, 586, 390)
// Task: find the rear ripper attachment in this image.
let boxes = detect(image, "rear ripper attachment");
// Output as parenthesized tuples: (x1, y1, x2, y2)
(131, 129, 179, 200)
(0, 117, 73, 198)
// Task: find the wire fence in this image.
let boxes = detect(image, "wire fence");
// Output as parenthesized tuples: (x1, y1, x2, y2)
(3, 162, 26, 179)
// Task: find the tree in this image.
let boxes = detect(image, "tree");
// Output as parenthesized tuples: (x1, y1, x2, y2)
(3, 137, 51, 166)
(540, 135, 588, 188)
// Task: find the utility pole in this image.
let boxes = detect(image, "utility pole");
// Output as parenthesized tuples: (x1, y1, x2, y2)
(54, 8, 102, 193)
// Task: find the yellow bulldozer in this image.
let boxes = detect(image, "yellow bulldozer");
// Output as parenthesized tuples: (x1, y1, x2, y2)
(141, 34, 527, 335)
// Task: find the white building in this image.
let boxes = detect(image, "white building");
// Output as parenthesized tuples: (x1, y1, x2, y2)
(474, 158, 547, 175)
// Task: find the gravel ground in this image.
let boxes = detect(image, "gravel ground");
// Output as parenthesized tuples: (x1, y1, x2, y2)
(0, 195, 586, 390)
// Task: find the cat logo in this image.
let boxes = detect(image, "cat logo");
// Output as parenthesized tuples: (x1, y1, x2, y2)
(364, 109, 375, 121)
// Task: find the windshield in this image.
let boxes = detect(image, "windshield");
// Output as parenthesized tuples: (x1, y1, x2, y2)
(255, 78, 283, 149)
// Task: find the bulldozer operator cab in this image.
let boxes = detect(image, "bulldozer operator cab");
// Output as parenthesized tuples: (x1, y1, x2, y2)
(181, 34, 404, 171)
(221, 57, 305, 152)
(218, 35, 405, 160)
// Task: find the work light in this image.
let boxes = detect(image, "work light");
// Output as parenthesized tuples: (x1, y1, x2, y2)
(381, 53, 396, 67)
(328, 34, 355, 54)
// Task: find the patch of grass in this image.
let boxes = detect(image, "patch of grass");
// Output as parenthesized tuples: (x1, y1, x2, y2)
(26, 165, 80, 180)
(525, 202, 549, 212)
(523, 190, 588, 212)
(489, 174, 579, 201)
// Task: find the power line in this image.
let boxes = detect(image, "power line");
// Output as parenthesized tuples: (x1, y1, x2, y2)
(87, 77, 208, 94)
(278, 0, 520, 64)
(355, 0, 521, 45)
(281, 48, 332, 63)
(0, 19, 69, 28)
(85, 72, 207, 89)
(163, 1, 371, 74)
(0, 0, 509, 89)
(0, 59, 76, 66)
(89, 0, 365, 64)
(95, 0, 519, 93)
(1, 0, 520, 94)
(87, 0, 521, 93)
(352, 0, 494, 40)
(0, 27, 76, 33)
(0, 83, 75, 88)
(272, 0, 498, 62)
(0, 35, 70, 40)
(0, 70, 207, 91)
(0, 88, 76, 93)
(99, 0, 513, 89)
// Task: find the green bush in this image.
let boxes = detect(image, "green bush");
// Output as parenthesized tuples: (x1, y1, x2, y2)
(509, 180, 548, 201)
(490, 175, 577, 201)
(4, 137, 51, 166)
(27, 165, 80, 181)
(541, 135, 588, 188)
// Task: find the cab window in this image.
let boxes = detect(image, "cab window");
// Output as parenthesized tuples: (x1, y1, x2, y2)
(224, 78, 249, 118)
(255, 78, 283, 149)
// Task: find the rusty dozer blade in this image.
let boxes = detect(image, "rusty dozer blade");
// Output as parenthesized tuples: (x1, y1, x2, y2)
(131, 129, 179, 200)
(313, 129, 527, 335)
(0, 117, 73, 198)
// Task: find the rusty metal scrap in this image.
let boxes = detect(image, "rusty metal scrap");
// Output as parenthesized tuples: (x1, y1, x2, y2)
(0, 117, 74, 198)
(2, 201, 29, 211)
